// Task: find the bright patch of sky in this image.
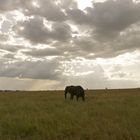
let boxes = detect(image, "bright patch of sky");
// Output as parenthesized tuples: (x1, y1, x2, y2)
(76, 0, 93, 10)
(76, 0, 107, 10)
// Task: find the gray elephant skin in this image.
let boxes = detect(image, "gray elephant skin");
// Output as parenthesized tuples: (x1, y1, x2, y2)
(64, 85, 85, 101)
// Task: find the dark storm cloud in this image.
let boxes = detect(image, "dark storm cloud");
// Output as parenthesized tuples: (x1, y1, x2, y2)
(0, 59, 61, 80)
(15, 16, 72, 44)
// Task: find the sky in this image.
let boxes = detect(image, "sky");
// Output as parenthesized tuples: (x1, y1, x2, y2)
(0, 0, 140, 90)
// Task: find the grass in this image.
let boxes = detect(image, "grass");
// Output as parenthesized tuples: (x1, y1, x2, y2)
(0, 89, 140, 139)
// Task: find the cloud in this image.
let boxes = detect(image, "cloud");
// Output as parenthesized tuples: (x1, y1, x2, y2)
(0, 0, 13, 11)
(0, 0, 37, 12)
(67, 0, 140, 39)
(15, 16, 49, 44)
(20, 0, 78, 21)
(7, 0, 140, 60)
(0, 0, 67, 21)
(22, 47, 62, 57)
(16, 0, 67, 22)
(0, 44, 21, 52)
(0, 33, 8, 41)
(62, 61, 109, 89)
(0, 59, 62, 80)
(1, 0, 140, 90)
(91, 0, 140, 38)
(67, 9, 88, 24)
(1, 20, 12, 33)
(15, 16, 72, 44)
(50, 22, 72, 41)
(3, 53, 16, 59)
(59, 0, 78, 9)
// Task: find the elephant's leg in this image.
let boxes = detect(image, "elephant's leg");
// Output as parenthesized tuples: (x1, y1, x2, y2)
(76, 95, 79, 101)
(82, 95, 85, 101)
(70, 94, 74, 100)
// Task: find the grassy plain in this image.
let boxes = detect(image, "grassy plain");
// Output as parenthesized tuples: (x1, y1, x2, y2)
(0, 89, 140, 140)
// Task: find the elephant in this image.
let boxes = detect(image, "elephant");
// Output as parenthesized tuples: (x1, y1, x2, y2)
(64, 85, 85, 101)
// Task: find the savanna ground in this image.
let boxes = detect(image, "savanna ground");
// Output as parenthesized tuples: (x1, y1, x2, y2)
(0, 89, 140, 140)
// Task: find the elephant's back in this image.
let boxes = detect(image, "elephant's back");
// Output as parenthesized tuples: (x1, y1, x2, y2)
(75, 86, 84, 93)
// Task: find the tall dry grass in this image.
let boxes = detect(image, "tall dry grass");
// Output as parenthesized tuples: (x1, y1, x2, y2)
(0, 89, 140, 140)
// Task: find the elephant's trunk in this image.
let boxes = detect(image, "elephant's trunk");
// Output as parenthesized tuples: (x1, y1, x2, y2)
(64, 90, 67, 99)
